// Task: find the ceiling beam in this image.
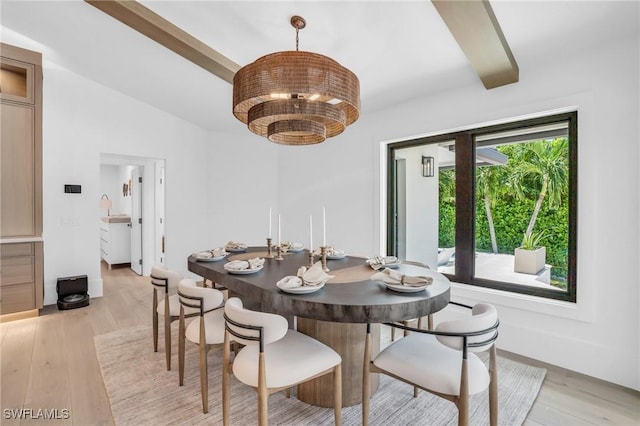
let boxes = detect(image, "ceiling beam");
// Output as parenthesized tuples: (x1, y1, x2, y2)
(431, 0, 519, 89)
(85, 0, 240, 84)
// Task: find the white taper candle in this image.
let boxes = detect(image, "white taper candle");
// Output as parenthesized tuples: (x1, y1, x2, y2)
(309, 215, 313, 250)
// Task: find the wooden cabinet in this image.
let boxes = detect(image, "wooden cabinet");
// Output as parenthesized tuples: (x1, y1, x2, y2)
(0, 43, 43, 317)
(100, 221, 131, 269)
(0, 242, 43, 314)
(1, 103, 37, 236)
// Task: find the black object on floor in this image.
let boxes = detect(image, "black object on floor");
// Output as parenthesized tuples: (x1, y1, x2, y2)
(56, 274, 90, 310)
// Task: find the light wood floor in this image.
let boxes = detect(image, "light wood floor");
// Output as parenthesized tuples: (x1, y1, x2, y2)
(1, 263, 638, 425)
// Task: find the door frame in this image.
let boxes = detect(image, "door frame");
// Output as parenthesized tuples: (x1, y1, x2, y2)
(99, 153, 165, 276)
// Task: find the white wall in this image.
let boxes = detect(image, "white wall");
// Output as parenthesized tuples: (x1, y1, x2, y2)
(277, 37, 640, 390)
(37, 63, 221, 303)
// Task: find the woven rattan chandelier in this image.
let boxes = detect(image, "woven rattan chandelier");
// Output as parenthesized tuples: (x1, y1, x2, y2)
(232, 15, 360, 145)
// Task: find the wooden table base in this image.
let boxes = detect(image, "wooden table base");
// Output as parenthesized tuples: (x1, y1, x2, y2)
(296, 318, 380, 407)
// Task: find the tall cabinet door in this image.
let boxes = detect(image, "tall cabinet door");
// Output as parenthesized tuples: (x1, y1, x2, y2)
(1, 102, 36, 237)
(0, 43, 43, 317)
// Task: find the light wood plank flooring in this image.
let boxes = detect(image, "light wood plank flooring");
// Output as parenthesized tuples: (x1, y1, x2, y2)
(1, 263, 638, 425)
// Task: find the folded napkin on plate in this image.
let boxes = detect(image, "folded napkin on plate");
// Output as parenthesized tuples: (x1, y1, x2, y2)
(296, 262, 334, 286)
(225, 260, 248, 270)
(225, 241, 247, 249)
(370, 268, 433, 287)
(367, 256, 399, 270)
(194, 247, 226, 258)
(280, 241, 291, 249)
(225, 257, 264, 271)
(248, 257, 265, 269)
(194, 250, 213, 259)
(279, 241, 302, 252)
(279, 276, 302, 289)
(211, 247, 227, 256)
(314, 246, 345, 256)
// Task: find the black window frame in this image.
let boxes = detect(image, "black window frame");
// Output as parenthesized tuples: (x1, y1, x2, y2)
(387, 111, 577, 302)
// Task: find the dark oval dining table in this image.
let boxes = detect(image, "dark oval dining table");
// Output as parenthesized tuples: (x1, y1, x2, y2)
(188, 246, 451, 407)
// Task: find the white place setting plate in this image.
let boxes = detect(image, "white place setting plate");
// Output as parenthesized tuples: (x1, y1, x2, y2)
(286, 245, 304, 253)
(193, 249, 228, 262)
(196, 254, 226, 262)
(367, 256, 401, 269)
(225, 241, 248, 252)
(382, 256, 401, 268)
(226, 247, 247, 253)
(382, 282, 429, 293)
(276, 276, 326, 294)
(327, 252, 346, 260)
(224, 264, 263, 274)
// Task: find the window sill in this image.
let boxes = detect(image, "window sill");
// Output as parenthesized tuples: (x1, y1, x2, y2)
(450, 281, 593, 323)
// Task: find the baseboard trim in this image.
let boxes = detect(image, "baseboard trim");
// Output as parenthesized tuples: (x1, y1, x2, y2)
(0, 308, 39, 323)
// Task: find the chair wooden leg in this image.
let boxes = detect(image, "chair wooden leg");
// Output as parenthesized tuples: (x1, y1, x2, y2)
(285, 388, 291, 398)
(391, 325, 396, 341)
(152, 290, 158, 352)
(427, 314, 434, 330)
(222, 331, 231, 426)
(413, 386, 419, 397)
(362, 326, 371, 426)
(333, 363, 342, 425)
(489, 344, 498, 426)
(458, 358, 469, 426)
(258, 353, 268, 426)
(164, 296, 171, 370)
(178, 307, 185, 386)
(199, 317, 209, 414)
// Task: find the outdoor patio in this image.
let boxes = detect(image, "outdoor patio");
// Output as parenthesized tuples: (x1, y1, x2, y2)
(438, 252, 562, 291)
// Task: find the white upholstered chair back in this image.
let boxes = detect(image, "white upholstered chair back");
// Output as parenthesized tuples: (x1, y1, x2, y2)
(149, 265, 186, 371)
(435, 303, 498, 352)
(178, 279, 224, 314)
(150, 264, 182, 294)
(224, 297, 288, 347)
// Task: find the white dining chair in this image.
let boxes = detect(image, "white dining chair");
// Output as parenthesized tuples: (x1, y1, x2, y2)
(177, 279, 226, 414)
(222, 297, 342, 426)
(363, 302, 500, 426)
(150, 265, 198, 370)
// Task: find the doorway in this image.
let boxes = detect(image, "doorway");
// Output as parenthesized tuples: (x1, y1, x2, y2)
(99, 154, 166, 276)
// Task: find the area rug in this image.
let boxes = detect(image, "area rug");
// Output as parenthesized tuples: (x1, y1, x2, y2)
(95, 325, 545, 425)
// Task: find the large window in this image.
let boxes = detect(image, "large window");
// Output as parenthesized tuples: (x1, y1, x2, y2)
(387, 112, 577, 301)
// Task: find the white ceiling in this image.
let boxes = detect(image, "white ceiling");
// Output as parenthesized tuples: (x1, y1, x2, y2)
(1, 1, 638, 133)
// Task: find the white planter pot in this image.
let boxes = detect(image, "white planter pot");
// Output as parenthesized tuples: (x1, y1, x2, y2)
(514, 246, 546, 274)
